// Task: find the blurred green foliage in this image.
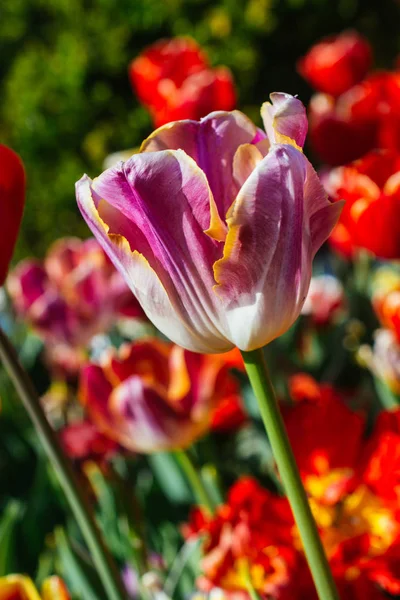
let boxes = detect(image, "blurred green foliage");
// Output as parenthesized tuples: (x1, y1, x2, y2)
(1, 0, 400, 260)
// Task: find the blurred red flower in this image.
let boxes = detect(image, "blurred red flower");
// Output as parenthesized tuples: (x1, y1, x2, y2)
(184, 380, 400, 598)
(286, 383, 400, 594)
(80, 339, 244, 453)
(0, 145, 25, 285)
(129, 37, 236, 127)
(211, 348, 247, 432)
(361, 410, 400, 502)
(60, 419, 118, 462)
(284, 375, 364, 501)
(183, 477, 302, 598)
(324, 150, 400, 258)
(210, 395, 247, 433)
(307, 72, 400, 166)
(298, 31, 372, 97)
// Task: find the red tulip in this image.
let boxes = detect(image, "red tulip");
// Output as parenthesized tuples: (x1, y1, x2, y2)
(0, 145, 25, 285)
(308, 72, 400, 166)
(325, 150, 400, 259)
(129, 37, 207, 108)
(129, 37, 236, 127)
(298, 31, 372, 97)
(284, 375, 364, 487)
(308, 92, 378, 166)
(184, 399, 400, 599)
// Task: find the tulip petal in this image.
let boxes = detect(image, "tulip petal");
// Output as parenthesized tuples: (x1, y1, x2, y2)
(76, 155, 232, 353)
(303, 160, 345, 257)
(109, 375, 183, 452)
(261, 93, 308, 149)
(141, 111, 257, 220)
(7, 260, 48, 312)
(233, 143, 265, 189)
(0, 575, 42, 600)
(41, 576, 71, 600)
(214, 145, 339, 350)
(82, 360, 179, 453)
(0, 145, 25, 285)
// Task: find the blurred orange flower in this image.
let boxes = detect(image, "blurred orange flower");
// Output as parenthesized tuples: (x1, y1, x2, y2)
(0, 575, 70, 600)
(129, 37, 236, 127)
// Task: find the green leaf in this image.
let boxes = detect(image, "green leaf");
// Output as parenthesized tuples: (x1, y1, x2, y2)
(0, 501, 22, 575)
(54, 527, 106, 600)
(148, 453, 192, 504)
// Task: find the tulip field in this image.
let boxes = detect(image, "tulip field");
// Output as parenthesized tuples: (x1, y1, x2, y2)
(3, 2, 400, 599)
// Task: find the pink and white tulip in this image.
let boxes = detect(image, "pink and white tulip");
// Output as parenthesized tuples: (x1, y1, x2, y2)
(76, 93, 342, 353)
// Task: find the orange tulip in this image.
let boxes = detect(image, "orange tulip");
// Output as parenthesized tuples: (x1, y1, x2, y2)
(0, 575, 70, 600)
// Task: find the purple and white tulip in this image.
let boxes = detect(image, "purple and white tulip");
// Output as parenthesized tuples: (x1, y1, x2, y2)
(76, 93, 342, 353)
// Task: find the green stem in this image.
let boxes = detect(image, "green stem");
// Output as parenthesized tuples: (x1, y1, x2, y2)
(0, 327, 126, 600)
(246, 584, 262, 600)
(174, 449, 216, 514)
(243, 570, 262, 600)
(354, 249, 371, 294)
(241, 349, 339, 600)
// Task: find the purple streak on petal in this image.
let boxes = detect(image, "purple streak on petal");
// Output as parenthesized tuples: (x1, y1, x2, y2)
(214, 145, 335, 350)
(141, 111, 257, 220)
(76, 156, 232, 353)
(252, 127, 268, 144)
(109, 375, 204, 452)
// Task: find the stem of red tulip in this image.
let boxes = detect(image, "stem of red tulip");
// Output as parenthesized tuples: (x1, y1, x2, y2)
(241, 348, 339, 600)
(0, 327, 127, 600)
(174, 449, 216, 515)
